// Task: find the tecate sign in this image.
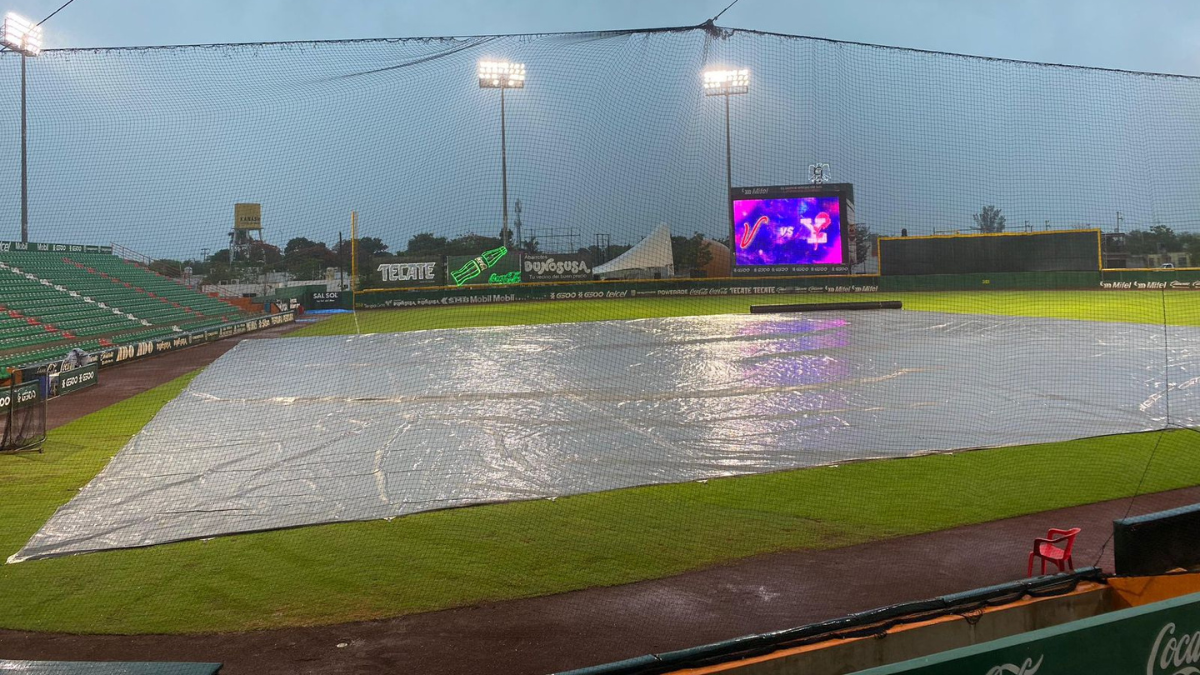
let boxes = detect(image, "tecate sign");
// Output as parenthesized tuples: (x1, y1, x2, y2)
(379, 262, 437, 283)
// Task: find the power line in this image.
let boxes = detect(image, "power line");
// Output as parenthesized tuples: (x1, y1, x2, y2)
(710, 0, 743, 23)
(0, 0, 83, 52)
(38, 0, 80, 26)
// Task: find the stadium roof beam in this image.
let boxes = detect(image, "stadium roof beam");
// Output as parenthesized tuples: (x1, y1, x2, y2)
(478, 60, 526, 249)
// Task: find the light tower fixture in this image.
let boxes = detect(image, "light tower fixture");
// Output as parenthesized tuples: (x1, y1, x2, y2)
(703, 68, 749, 97)
(478, 60, 526, 89)
(478, 60, 527, 248)
(1, 12, 41, 55)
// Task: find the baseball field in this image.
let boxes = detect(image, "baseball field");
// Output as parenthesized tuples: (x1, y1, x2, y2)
(1, 291, 1197, 635)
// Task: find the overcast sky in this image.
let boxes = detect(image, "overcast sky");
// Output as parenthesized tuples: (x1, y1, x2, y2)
(3, 1, 1199, 258)
(6, 0, 1200, 75)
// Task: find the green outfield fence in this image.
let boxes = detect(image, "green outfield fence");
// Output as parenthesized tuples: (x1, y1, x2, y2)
(349, 269, 1200, 309)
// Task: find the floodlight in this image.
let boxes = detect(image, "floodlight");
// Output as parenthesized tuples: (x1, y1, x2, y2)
(2, 12, 41, 56)
(703, 68, 749, 96)
(478, 60, 526, 89)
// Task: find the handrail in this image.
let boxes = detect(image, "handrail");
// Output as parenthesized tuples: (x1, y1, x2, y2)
(109, 242, 186, 282)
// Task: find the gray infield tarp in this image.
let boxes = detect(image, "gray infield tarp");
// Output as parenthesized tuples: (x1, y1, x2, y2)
(11, 312, 1199, 562)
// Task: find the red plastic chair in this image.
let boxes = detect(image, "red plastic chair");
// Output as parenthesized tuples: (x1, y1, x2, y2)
(1027, 527, 1080, 577)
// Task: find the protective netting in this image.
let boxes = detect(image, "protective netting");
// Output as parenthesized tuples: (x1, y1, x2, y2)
(1, 23, 1200, 674)
(3, 27, 1200, 251)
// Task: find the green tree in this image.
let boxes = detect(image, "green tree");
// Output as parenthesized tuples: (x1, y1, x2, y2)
(671, 232, 714, 275)
(972, 205, 1006, 233)
(148, 259, 183, 278)
(405, 233, 449, 256)
(854, 224, 877, 262)
(355, 237, 390, 258)
(284, 237, 320, 256)
(1126, 226, 1181, 255)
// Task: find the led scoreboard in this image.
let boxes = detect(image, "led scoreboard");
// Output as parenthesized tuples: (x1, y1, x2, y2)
(730, 183, 857, 277)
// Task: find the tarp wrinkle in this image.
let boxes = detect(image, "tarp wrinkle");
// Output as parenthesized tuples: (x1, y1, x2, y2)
(9, 312, 1198, 563)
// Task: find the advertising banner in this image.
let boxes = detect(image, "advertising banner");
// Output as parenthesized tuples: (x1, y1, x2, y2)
(855, 590, 1200, 675)
(81, 312, 295, 375)
(522, 253, 593, 282)
(56, 363, 98, 396)
(375, 258, 442, 287)
(1099, 270, 1200, 290)
(448, 248, 521, 286)
(234, 203, 262, 231)
(0, 241, 112, 255)
(358, 276, 879, 309)
(309, 291, 345, 309)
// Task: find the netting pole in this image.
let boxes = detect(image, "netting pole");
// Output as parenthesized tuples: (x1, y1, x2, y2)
(350, 210, 360, 333)
(350, 210, 357, 295)
(20, 55, 28, 244)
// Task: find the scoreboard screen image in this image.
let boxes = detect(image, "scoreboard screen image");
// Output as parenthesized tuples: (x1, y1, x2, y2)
(730, 184, 855, 276)
(733, 196, 844, 266)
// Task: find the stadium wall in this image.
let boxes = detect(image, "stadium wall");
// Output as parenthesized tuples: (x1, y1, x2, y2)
(1099, 268, 1200, 290)
(16, 311, 296, 381)
(878, 271, 1100, 292)
(878, 230, 1102, 276)
(853, 589, 1200, 675)
(355, 276, 881, 309)
(353, 268, 1200, 310)
(1114, 505, 1200, 576)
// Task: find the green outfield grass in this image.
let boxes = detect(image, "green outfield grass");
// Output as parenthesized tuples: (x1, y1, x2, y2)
(1, 290, 1198, 635)
(292, 291, 1200, 336)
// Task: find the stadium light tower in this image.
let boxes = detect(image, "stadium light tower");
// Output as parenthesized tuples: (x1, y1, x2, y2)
(2, 12, 42, 244)
(478, 60, 525, 249)
(704, 68, 749, 234)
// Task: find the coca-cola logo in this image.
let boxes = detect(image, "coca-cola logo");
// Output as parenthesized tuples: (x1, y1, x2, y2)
(1149, 623, 1200, 675)
(987, 656, 1042, 675)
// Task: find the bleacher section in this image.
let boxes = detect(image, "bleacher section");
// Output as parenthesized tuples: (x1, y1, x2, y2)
(0, 248, 256, 372)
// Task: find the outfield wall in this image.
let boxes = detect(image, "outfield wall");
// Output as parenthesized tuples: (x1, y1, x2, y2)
(355, 276, 881, 309)
(352, 269, 1200, 310)
(878, 271, 1100, 292)
(1100, 268, 1200, 290)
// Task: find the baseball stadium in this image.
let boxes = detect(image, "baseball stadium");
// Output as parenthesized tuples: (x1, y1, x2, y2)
(2, 9, 1200, 675)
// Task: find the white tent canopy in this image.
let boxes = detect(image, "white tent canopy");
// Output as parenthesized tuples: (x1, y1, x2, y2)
(594, 223, 674, 278)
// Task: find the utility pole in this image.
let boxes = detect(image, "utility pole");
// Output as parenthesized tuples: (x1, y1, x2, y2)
(513, 198, 523, 250)
(338, 231, 345, 290)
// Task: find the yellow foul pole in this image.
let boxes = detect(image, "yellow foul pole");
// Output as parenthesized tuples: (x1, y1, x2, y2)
(350, 210, 358, 307)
